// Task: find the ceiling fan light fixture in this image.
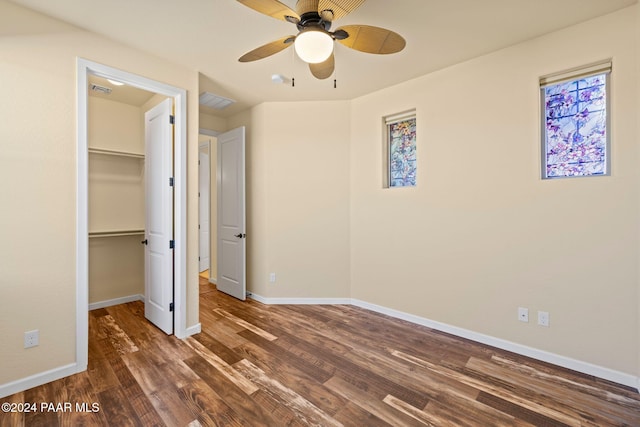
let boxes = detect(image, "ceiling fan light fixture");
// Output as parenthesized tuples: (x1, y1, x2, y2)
(294, 28, 333, 64)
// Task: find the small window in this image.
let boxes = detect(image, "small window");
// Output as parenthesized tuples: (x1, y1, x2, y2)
(385, 111, 416, 188)
(540, 61, 611, 179)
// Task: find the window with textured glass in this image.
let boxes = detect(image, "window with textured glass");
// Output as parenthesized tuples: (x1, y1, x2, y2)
(540, 61, 611, 179)
(385, 111, 416, 188)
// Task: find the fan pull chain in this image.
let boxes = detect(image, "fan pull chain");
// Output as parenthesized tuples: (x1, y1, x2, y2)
(290, 44, 296, 88)
(333, 48, 338, 88)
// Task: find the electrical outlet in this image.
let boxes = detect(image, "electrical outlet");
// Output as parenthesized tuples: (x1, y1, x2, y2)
(24, 330, 39, 349)
(518, 307, 529, 322)
(538, 311, 550, 327)
(269, 273, 276, 283)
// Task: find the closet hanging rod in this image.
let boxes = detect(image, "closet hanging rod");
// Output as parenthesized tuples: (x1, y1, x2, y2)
(88, 147, 145, 159)
(89, 229, 145, 238)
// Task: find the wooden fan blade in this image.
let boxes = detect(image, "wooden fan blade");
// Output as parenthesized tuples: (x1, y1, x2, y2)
(236, 0, 300, 22)
(335, 25, 406, 54)
(318, 0, 366, 21)
(238, 36, 295, 62)
(297, 0, 320, 15)
(309, 54, 335, 79)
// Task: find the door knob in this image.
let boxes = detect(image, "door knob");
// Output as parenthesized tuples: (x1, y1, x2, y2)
(141, 239, 148, 245)
(234, 233, 246, 239)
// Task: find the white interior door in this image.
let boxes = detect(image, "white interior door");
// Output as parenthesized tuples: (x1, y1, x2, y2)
(144, 98, 174, 334)
(216, 127, 246, 300)
(199, 143, 210, 272)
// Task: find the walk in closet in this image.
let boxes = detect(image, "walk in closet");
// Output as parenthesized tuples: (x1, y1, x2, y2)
(87, 78, 162, 308)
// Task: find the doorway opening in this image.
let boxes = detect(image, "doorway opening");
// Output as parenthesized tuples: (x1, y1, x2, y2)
(199, 137, 213, 282)
(196, 126, 247, 300)
(76, 58, 188, 372)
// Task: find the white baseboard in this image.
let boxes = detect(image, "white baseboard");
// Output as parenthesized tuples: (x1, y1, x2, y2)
(89, 294, 144, 311)
(184, 323, 202, 337)
(247, 293, 351, 305)
(247, 292, 638, 391)
(350, 299, 639, 391)
(0, 363, 81, 399)
(208, 277, 217, 285)
(91, 294, 200, 339)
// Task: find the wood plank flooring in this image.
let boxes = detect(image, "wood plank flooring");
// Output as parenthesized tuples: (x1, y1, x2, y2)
(2, 277, 639, 426)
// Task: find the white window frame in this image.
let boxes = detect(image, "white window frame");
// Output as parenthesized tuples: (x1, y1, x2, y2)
(384, 110, 417, 188)
(540, 60, 612, 179)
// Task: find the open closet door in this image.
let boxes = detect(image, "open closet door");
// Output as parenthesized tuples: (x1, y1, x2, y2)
(144, 98, 174, 334)
(216, 127, 246, 300)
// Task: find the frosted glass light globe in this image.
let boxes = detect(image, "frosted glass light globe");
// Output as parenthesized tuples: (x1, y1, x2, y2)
(294, 29, 334, 64)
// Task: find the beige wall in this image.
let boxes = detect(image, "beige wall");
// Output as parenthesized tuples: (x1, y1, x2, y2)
(199, 112, 227, 133)
(350, 8, 638, 376)
(0, 0, 200, 385)
(89, 236, 144, 303)
(228, 102, 352, 298)
(89, 96, 144, 153)
(88, 96, 145, 303)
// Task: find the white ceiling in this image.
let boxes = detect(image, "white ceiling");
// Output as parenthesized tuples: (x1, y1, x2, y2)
(10, 0, 638, 117)
(88, 75, 156, 106)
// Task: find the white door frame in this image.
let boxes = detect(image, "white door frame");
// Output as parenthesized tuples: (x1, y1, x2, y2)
(76, 58, 188, 373)
(199, 140, 211, 274)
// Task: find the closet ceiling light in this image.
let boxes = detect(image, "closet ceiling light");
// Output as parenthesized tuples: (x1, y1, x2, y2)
(89, 83, 112, 95)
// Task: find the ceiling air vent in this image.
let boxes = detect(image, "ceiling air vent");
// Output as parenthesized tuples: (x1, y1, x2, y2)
(89, 83, 112, 95)
(199, 92, 235, 110)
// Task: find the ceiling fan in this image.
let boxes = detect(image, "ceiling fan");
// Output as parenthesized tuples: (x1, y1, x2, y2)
(236, 0, 406, 80)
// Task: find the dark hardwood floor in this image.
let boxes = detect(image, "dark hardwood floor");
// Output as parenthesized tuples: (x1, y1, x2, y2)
(2, 277, 639, 426)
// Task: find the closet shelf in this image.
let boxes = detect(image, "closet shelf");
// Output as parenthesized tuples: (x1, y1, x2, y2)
(89, 229, 145, 238)
(88, 147, 145, 159)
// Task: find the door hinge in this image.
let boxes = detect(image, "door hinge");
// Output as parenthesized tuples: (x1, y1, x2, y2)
(169, 302, 174, 312)
(169, 177, 174, 187)
(169, 115, 175, 125)
(169, 240, 175, 249)
(198, 256, 200, 261)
